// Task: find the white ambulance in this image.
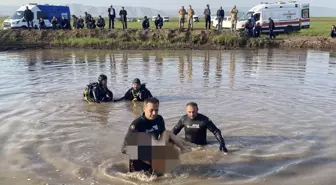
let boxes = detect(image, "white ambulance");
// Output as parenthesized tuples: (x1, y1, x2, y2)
(236, 1, 310, 33)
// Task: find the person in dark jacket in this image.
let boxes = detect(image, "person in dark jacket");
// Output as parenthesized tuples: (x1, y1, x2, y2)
(254, 22, 262, 37)
(119, 7, 128, 30)
(51, 16, 58, 30)
(331, 25, 336, 38)
(77, 16, 85, 29)
(85, 12, 92, 28)
(61, 16, 71, 30)
(142, 16, 150, 30)
(115, 78, 153, 102)
(39, 18, 46, 30)
(269, 17, 276, 39)
(155, 14, 163, 29)
(72, 15, 78, 29)
(97, 15, 105, 29)
(216, 6, 224, 31)
(204, 4, 211, 30)
(83, 74, 114, 103)
(88, 17, 96, 29)
(23, 6, 34, 30)
(172, 102, 228, 153)
(245, 18, 254, 36)
(108, 5, 116, 29)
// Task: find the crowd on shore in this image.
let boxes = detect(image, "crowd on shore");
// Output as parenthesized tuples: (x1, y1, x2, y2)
(21, 4, 277, 39)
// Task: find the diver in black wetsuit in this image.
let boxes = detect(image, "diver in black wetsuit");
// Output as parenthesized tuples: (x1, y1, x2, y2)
(115, 78, 153, 102)
(121, 97, 191, 175)
(172, 102, 228, 153)
(83, 74, 114, 103)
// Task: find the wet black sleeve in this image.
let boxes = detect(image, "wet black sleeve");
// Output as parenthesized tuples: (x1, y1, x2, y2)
(92, 86, 100, 103)
(105, 88, 113, 101)
(206, 119, 226, 146)
(121, 121, 138, 154)
(114, 89, 131, 102)
(146, 89, 153, 98)
(172, 117, 185, 135)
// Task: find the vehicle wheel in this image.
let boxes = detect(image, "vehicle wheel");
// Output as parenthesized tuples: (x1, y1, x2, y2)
(285, 26, 294, 34)
(21, 26, 28, 29)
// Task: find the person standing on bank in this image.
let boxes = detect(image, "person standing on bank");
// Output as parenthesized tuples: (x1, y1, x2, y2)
(172, 102, 228, 153)
(120, 7, 128, 30)
(204, 4, 211, 30)
(187, 5, 195, 31)
(24, 6, 34, 30)
(217, 6, 225, 31)
(230, 5, 239, 31)
(108, 5, 116, 29)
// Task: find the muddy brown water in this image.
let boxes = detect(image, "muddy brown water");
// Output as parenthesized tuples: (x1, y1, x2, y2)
(0, 49, 335, 185)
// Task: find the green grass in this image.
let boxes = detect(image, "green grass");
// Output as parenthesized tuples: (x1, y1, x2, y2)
(0, 16, 336, 36)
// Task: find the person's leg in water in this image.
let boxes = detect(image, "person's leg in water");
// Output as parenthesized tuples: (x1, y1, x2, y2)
(160, 130, 192, 153)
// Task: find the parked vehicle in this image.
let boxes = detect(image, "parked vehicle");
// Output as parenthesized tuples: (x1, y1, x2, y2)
(2, 3, 70, 30)
(212, 16, 232, 29)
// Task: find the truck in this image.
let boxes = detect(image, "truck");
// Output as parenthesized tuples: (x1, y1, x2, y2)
(236, 1, 310, 33)
(2, 3, 71, 30)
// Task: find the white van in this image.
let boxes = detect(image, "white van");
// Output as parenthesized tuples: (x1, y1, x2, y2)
(2, 3, 71, 30)
(163, 16, 169, 22)
(236, 1, 310, 33)
(212, 16, 232, 29)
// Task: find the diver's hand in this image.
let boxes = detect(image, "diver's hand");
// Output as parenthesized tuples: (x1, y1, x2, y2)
(219, 144, 228, 154)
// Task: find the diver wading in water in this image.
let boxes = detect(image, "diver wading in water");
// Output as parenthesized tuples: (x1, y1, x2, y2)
(83, 74, 114, 103)
(114, 78, 153, 102)
(121, 97, 191, 176)
(172, 102, 228, 153)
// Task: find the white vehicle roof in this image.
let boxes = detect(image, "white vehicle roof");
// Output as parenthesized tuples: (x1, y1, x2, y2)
(249, 1, 307, 12)
(17, 4, 38, 11)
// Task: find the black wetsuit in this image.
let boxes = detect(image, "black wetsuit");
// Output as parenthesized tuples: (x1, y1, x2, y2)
(84, 82, 113, 103)
(115, 84, 153, 102)
(172, 114, 226, 146)
(121, 113, 166, 173)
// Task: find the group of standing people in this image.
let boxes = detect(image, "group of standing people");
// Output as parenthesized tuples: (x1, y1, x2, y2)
(107, 5, 128, 30)
(83, 74, 228, 176)
(176, 4, 239, 31)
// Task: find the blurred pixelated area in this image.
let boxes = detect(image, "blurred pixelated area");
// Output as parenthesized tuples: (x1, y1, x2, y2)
(125, 132, 180, 173)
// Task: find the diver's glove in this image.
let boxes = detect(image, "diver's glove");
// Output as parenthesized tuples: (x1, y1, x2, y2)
(214, 130, 228, 153)
(219, 144, 228, 153)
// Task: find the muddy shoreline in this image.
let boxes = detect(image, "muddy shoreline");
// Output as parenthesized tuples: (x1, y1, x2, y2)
(0, 29, 335, 51)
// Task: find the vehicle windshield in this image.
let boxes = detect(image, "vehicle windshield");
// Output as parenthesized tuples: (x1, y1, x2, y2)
(239, 11, 254, 21)
(10, 11, 24, 20)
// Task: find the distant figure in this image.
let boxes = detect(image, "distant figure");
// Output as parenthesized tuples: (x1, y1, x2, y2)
(331, 25, 336, 38)
(39, 18, 46, 30)
(51, 16, 58, 30)
(72, 15, 78, 29)
(142, 16, 150, 30)
(23, 6, 34, 30)
(97, 15, 105, 29)
(155, 14, 163, 29)
(178, 6, 187, 30)
(217, 6, 224, 31)
(108, 5, 116, 29)
(187, 5, 195, 30)
(245, 18, 253, 36)
(61, 16, 71, 30)
(204, 4, 211, 29)
(89, 17, 96, 29)
(119, 7, 128, 30)
(269, 17, 275, 39)
(254, 22, 262, 37)
(84, 12, 92, 28)
(230, 5, 239, 31)
(77, 16, 85, 29)
(250, 14, 255, 26)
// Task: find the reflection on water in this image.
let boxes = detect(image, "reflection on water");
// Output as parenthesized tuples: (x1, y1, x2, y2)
(0, 49, 336, 185)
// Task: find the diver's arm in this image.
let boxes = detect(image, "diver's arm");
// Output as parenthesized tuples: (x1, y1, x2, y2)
(92, 87, 100, 103)
(121, 122, 138, 154)
(172, 118, 185, 135)
(114, 89, 131, 102)
(206, 119, 228, 152)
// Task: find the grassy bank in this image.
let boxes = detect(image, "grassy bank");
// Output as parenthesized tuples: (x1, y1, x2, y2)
(0, 29, 277, 50)
(0, 17, 336, 51)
